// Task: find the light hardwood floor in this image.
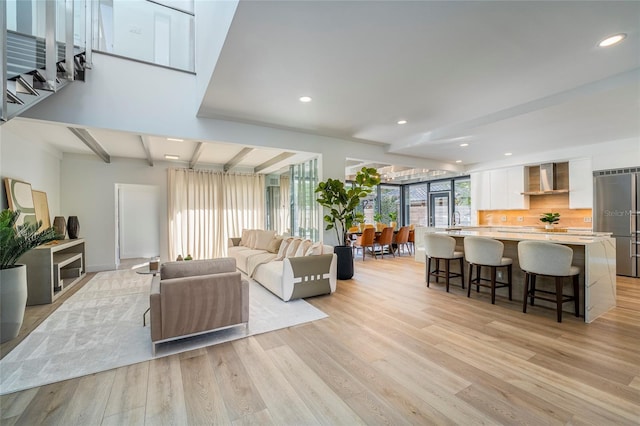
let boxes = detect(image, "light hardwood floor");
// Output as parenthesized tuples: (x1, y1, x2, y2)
(2, 256, 639, 425)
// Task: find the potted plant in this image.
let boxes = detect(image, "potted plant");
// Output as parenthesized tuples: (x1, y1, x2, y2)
(373, 212, 385, 232)
(388, 211, 398, 230)
(540, 212, 561, 230)
(0, 209, 57, 342)
(315, 167, 380, 279)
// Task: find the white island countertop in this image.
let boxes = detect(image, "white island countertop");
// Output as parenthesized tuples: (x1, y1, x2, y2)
(436, 229, 612, 245)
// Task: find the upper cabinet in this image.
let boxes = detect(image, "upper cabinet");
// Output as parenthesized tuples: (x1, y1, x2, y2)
(569, 158, 593, 208)
(506, 166, 529, 209)
(471, 166, 529, 212)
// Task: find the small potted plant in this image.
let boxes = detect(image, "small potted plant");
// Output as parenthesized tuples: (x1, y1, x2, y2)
(540, 212, 561, 230)
(388, 211, 398, 230)
(374, 212, 385, 232)
(1, 209, 57, 342)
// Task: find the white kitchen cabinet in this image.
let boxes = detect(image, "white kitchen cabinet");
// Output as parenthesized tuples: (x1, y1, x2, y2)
(506, 166, 529, 209)
(489, 169, 508, 209)
(569, 158, 593, 208)
(472, 166, 528, 216)
(471, 171, 491, 223)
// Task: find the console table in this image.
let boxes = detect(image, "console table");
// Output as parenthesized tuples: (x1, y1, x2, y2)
(18, 238, 86, 305)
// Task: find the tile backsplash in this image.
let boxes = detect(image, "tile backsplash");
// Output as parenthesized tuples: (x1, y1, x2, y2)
(478, 193, 592, 228)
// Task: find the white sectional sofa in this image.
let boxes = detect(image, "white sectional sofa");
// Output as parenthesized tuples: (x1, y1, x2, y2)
(228, 230, 337, 301)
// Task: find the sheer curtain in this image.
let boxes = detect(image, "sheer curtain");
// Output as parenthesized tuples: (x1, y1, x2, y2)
(278, 175, 291, 235)
(168, 168, 265, 260)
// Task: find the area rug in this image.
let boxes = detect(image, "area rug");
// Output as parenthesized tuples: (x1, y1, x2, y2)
(0, 269, 327, 395)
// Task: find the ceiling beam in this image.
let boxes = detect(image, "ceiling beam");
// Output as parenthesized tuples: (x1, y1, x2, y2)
(254, 152, 296, 173)
(68, 127, 111, 163)
(139, 135, 153, 167)
(189, 142, 205, 169)
(224, 147, 253, 172)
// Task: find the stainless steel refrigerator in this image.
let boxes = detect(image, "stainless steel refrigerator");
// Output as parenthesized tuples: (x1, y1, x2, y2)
(593, 169, 639, 277)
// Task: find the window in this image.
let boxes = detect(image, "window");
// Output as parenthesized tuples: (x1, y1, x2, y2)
(290, 159, 320, 240)
(379, 185, 400, 224)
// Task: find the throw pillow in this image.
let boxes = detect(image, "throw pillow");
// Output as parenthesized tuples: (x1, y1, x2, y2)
(305, 241, 325, 256)
(246, 230, 258, 249)
(267, 237, 283, 254)
(275, 237, 293, 261)
(240, 229, 250, 246)
(294, 239, 313, 257)
(285, 238, 302, 258)
(255, 230, 277, 250)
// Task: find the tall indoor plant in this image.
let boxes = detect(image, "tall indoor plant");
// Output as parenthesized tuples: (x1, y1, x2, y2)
(315, 167, 380, 279)
(0, 209, 57, 342)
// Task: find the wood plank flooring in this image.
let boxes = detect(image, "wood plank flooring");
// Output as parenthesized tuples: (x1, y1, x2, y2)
(2, 256, 639, 425)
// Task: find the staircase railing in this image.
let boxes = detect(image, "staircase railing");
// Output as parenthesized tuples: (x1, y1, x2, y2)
(1, 0, 92, 123)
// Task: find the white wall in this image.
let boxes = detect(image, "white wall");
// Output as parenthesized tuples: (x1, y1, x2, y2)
(60, 154, 170, 272)
(0, 125, 62, 216)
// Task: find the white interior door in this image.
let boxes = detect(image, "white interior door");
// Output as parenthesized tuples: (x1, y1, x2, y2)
(117, 184, 160, 260)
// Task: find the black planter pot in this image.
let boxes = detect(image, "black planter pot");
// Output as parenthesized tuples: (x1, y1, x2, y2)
(334, 245, 354, 280)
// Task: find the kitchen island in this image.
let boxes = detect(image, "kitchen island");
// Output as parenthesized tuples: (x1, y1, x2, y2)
(414, 227, 616, 323)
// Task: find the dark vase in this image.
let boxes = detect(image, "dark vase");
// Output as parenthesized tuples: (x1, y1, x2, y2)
(53, 216, 66, 239)
(67, 216, 80, 239)
(334, 245, 354, 280)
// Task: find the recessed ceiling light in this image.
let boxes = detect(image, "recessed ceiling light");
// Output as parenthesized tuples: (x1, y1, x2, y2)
(460, 143, 469, 147)
(167, 138, 184, 142)
(397, 120, 407, 125)
(299, 96, 312, 103)
(598, 33, 626, 47)
(504, 152, 513, 156)
(164, 154, 180, 160)
(455, 160, 462, 163)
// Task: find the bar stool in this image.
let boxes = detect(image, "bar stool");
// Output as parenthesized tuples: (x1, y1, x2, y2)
(424, 233, 465, 292)
(518, 241, 580, 323)
(464, 236, 512, 304)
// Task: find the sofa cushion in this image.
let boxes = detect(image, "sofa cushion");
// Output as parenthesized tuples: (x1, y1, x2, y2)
(294, 239, 313, 257)
(161, 258, 236, 280)
(255, 230, 277, 250)
(240, 229, 250, 246)
(285, 238, 302, 258)
(305, 241, 325, 256)
(275, 237, 292, 260)
(252, 260, 284, 298)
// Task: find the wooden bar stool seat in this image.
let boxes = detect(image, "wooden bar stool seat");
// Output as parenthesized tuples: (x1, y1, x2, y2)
(424, 233, 465, 292)
(518, 241, 580, 323)
(464, 236, 513, 304)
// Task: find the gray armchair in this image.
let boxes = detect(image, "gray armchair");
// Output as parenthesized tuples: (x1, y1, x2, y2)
(150, 258, 249, 353)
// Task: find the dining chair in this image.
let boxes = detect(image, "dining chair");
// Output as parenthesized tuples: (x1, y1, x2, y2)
(393, 226, 411, 256)
(347, 226, 360, 246)
(352, 227, 376, 260)
(374, 227, 395, 258)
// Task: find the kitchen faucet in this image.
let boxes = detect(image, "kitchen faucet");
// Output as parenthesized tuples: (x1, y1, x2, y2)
(451, 211, 461, 226)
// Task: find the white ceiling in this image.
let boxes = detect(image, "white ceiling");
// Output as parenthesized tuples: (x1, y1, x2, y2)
(199, 0, 640, 166)
(5, 1, 639, 178)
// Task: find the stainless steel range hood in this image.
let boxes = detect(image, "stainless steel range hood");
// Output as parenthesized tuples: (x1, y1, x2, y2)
(540, 163, 556, 191)
(521, 162, 570, 195)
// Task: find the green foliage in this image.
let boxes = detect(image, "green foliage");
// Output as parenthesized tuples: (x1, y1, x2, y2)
(540, 212, 561, 224)
(315, 167, 381, 245)
(0, 209, 57, 269)
(373, 213, 383, 223)
(388, 211, 398, 222)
